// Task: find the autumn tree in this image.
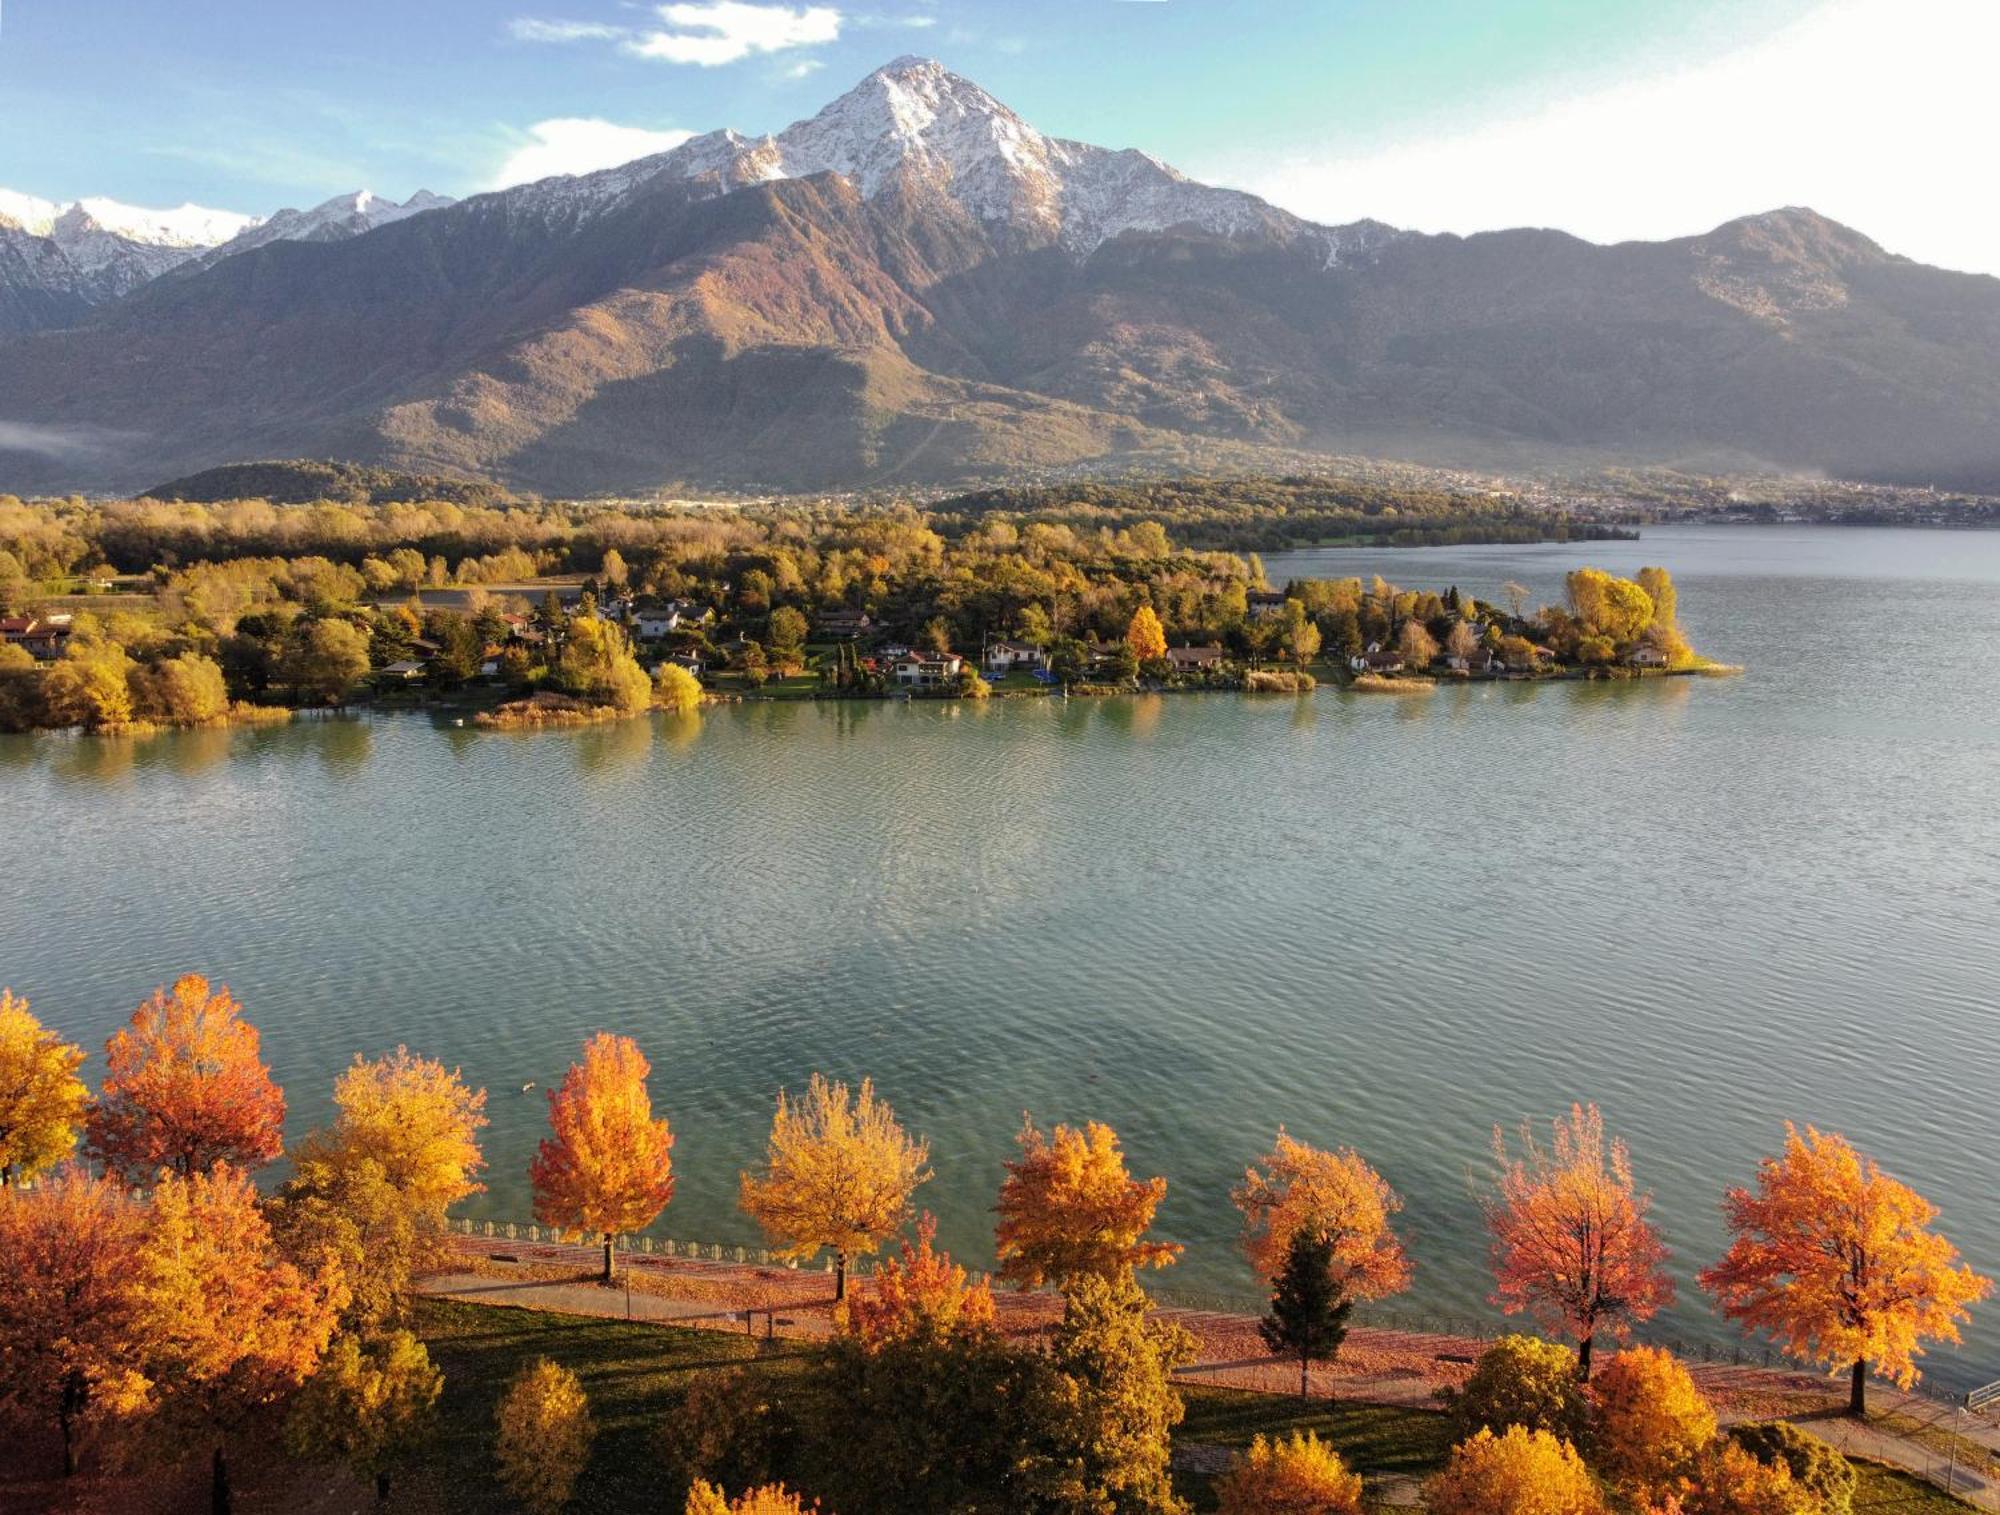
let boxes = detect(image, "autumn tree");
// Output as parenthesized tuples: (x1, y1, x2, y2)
(531, 1033, 676, 1281)
(842, 1211, 996, 1350)
(322, 1046, 488, 1216)
(1234, 1130, 1411, 1299)
(1396, 619, 1439, 669)
(285, 1329, 443, 1503)
(1679, 1440, 1817, 1515)
(994, 1118, 1180, 1290)
(686, 1483, 820, 1515)
(553, 615, 652, 713)
(87, 974, 286, 1182)
(1215, 1432, 1364, 1515)
(1724, 1422, 1854, 1514)
(1446, 1335, 1591, 1446)
(656, 662, 704, 714)
(1260, 1227, 1353, 1400)
(1635, 567, 1678, 630)
(1029, 1268, 1195, 1515)
(0, 988, 90, 1186)
(1425, 1427, 1609, 1515)
(0, 1166, 150, 1475)
(132, 1163, 341, 1515)
(282, 617, 371, 704)
(1126, 604, 1167, 663)
(496, 1358, 594, 1515)
(1485, 1104, 1673, 1377)
(739, 1073, 929, 1301)
(1698, 1124, 1990, 1415)
(1589, 1346, 1717, 1498)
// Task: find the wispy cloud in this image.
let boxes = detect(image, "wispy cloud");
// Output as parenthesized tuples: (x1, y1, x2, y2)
(507, 4, 841, 67)
(782, 58, 826, 79)
(623, 3, 841, 66)
(507, 17, 624, 43)
(493, 118, 696, 187)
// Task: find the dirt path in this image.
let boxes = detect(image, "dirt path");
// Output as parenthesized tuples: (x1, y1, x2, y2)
(429, 1234, 2000, 1508)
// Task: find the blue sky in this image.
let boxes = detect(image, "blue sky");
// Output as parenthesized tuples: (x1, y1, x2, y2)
(3, 0, 1994, 272)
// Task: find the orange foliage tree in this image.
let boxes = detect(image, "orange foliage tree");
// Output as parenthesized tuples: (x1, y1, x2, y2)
(1699, 1124, 1991, 1415)
(738, 1074, 930, 1302)
(1678, 1441, 1816, 1515)
(132, 1163, 340, 1515)
(1424, 1426, 1609, 1515)
(1589, 1346, 1717, 1499)
(0, 988, 91, 1187)
(530, 1032, 676, 1281)
(0, 1166, 150, 1475)
(686, 1482, 822, 1515)
(1233, 1129, 1412, 1299)
(1484, 1104, 1673, 1378)
(993, 1117, 1180, 1290)
(1214, 1431, 1364, 1515)
(86, 974, 285, 1182)
(842, 1212, 996, 1350)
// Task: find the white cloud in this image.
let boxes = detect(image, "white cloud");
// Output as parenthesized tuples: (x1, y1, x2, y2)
(508, 18, 624, 43)
(783, 58, 826, 79)
(493, 118, 696, 187)
(623, 2, 841, 66)
(1222, 0, 2000, 277)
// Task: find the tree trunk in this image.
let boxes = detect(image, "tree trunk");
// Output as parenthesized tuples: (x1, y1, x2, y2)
(211, 1443, 231, 1515)
(602, 1233, 614, 1283)
(376, 1470, 391, 1504)
(59, 1406, 76, 1477)
(1299, 1353, 1310, 1401)
(1578, 1333, 1594, 1381)
(1851, 1358, 1867, 1417)
(835, 1250, 848, 1302)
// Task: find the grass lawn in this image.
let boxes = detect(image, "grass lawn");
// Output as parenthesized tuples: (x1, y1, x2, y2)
(407, 1298, 807, 1514)
(402, 1302, 1975, 1514)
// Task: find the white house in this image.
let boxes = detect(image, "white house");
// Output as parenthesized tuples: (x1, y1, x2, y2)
(1627, 644, 1670, 668)
(893, 652, 964, 688)
(985, 640, 1046, 674)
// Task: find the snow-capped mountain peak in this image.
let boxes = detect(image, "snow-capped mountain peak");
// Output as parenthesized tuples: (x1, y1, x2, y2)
(198, 188, 458, 263)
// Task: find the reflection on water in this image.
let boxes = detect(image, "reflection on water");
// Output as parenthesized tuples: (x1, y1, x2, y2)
(3, 526, 1999, 1388)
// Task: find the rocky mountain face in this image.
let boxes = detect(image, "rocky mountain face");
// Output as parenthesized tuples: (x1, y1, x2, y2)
(3, 57, 1998, 495)
(0, 188, 454, 335)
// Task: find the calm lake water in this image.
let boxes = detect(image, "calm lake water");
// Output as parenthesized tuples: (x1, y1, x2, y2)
(3, 524, 1997, 1389)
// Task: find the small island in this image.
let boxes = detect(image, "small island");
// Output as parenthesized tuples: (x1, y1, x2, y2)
(0, 484, 1722, 735)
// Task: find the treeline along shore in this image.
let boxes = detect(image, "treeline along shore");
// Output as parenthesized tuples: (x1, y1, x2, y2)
(0, 477, 1717, 734)
(0, 977, 1984, 1513)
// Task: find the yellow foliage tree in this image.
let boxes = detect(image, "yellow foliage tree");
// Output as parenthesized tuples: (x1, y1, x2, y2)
(685, 1482, 821, 1515)
(1215, 1431, 1364, 1515)
(739, 1073, 930, 1301)
(1233, 1129, 1411, 1300)
(132, 1163, 341, 1515)
(0, 989, 90, 1187)
(1425, 1426, 1609, 1515)
(1589, 1346, 1717, 1498)
(994, 1117, 1181, 1290)
(1699, 1124, 1990, 1415)
(655, 662, 704, 714)
(496, 1358, 593, 1515)
(1125, 604, 1167, 662)
(530, 1033, 676, 1281)
(324, 1046, 488, 1217)
(284, 1328, 443, 1503)
(1678, 1441, 1817, 1515)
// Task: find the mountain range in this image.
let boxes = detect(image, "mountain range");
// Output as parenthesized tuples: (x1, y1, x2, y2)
(4, 56, 1998, 496)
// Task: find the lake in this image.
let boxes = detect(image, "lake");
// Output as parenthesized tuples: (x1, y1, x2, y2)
(3, 524, 1997, 1390)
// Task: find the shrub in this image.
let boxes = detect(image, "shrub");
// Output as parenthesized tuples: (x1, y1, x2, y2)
(1444, 1334, 1590, 1446)
(660, 1367, 788, 1496)
(496, 1358, 593, 1515)
(1215, 1431, 1363, 1515)
(1425, 1426, 1608, 1515)
(1244, 669, 1315, 693)
(685, 1482, 819, 1515)
(1681, 1439, 1818, 1515)
(654, 662, 704, 714)
(1589, 1346, 1716, 1495)
(1727, 1422, 1854, 1515)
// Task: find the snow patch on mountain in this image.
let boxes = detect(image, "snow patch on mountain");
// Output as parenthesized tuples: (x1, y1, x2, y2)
(200, 190, 456, 263)
(488, 56, 1400, 262)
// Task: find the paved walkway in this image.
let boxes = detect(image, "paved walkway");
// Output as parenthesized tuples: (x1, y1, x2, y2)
(426, 1236, 2000, 1508)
